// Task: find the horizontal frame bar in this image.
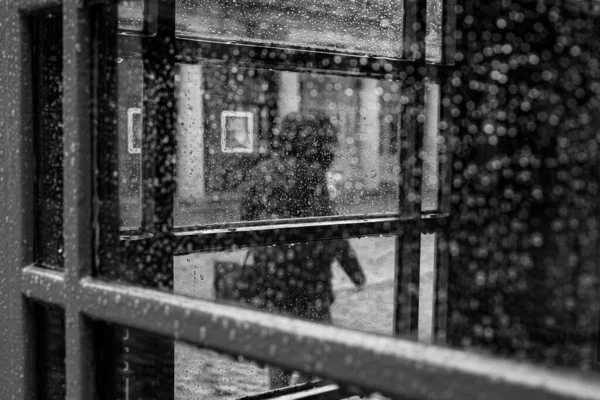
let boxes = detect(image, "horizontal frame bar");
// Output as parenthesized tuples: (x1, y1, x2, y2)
(172, 214, 407, 234)
(21, 265, 65, 306)
(76, 277, 600, 400)
(175, 39, 459, 80)
(239, 381, 344, 400)
(120, 215, 450, 255)
(16, 0, 61, 12)
(157, 217, 403, 255)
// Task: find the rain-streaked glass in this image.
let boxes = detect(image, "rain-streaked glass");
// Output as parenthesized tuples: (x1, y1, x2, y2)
(421, 79, 440, 212)
(33, 302, 66, 399)
(116, 59, 403, 228)
(117, 36, 143, 229)
(174, 236, 396, 336)
(417, 232, 437, 344)
(428, 1, 600, 373)
(34, 9, 64, 269)
(105, 0, 600, 389)
(99, 322, 387, 399)
(176, 346, 388, 399)
(118, 0, 144, 31)
(172, 65, 400, 227)
(176, 0, 404, 58)
(425, 0, 443, 63)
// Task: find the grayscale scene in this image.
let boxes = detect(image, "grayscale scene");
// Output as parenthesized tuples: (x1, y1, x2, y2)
(1, 1, 600, 400)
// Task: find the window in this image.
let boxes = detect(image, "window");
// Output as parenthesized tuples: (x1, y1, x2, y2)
(3, 0, 600, 399)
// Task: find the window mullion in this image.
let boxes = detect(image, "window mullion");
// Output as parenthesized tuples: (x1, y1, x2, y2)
(94, 1, 121, 279)
(141, 1, 176, 245)
(62, 1, 96, 399)
(77, 277, 600, 400)
(442, 0, 458, 65)
(394, 0, 427, 338)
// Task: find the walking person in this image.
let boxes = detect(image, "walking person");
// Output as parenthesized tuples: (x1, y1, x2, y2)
(238, 111, 367, 389)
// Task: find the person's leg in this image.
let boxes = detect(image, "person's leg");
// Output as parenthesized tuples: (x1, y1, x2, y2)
(293, 301, 333, 385)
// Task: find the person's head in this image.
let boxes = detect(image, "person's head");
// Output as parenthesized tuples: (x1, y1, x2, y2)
(271, 111, 339, 168)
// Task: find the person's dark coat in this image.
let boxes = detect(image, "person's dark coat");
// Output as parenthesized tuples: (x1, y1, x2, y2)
(237, 112, 366, 321)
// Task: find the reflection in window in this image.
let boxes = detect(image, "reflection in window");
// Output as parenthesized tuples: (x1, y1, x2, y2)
(174, 236, 395, 336)
(103, 0, 600, 394)
(117, 59, 403, 228)
(173, 65, 401, 226)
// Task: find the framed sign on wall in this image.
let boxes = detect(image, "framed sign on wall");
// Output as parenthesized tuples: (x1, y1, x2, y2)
(220, 110, 254, 153)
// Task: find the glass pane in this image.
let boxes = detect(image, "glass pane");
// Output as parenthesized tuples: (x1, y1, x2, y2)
(174, 236, 396, 335)
(174, 63, 401, 227)
(176, 345, 389, 399)
(95, 323, 174, 399)
(118, 36, 143, 229)
(417, 232, 436, 344)
(33, 302, 66, 399)
(34, 9, 64, 269)
(118, 0, 144, 31)
(425, 0, 442, 63)
(424, 1, 600, 373)
(98, 323, 386, 399)
(176, 0, 404, 58)
(421, 80, 440, 212)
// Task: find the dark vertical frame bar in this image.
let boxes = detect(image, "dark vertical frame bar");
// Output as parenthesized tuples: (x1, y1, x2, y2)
(434, 229, 449, 344)
(134, 0, 177, 287)
(143, 0, 176, 253)
(394, 0, 427, 337)
(442, 0, 457, 65)
(437, 68, 454, 215)
(26, 9, 68, 397)
(92, 0, 120, 279)
(422, 0, 457, 345)
(403, 0, 419, 60)
(21, 10, 42, 400)
(596, 240, 600, 371)
(140, 2, 156, 232)
(21, 299, 39, 400)
(440, 0, 469, 350)
(90, 3, 122, 398)
(436, 0, 459, 215)
(62, 0, 96, 398)
(431, 67, 455, 345)
(0, 2, 39, 398)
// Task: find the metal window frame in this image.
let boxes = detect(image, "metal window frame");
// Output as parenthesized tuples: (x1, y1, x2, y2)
(3, 1, 600, 400)
(19, 264, 600, 400)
